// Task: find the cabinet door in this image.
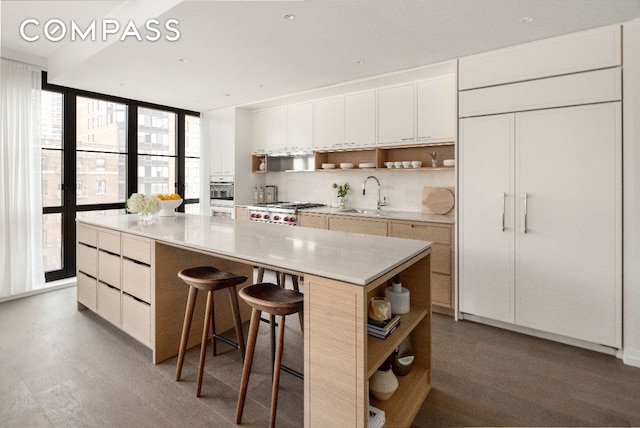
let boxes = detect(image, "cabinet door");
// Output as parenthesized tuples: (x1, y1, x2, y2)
(345, 91, 376, 148)
(206, 109, 235, 175)
(314, 96, 344, 150)
(328, 216, 387, 236)
(266, 107, 288, 154)
(378, 84, 415, 145)
(252, 110, 267, 155)
(288, 103, 313, 151)
(515, 103, 621, 347)
(459, 114, 515, 323)
(417, 75, 456, 142)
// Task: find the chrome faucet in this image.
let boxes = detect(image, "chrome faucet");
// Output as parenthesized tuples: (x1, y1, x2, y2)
(362, 176, 387, 208)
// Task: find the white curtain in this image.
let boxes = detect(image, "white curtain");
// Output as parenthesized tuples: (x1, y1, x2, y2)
(0, 59, 44, 298)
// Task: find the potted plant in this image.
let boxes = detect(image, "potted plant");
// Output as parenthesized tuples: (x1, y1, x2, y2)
(335, 182, 350, 209)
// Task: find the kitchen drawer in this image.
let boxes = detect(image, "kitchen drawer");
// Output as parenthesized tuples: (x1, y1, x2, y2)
(122, 293, 151, 348)
(122, 258, 151, 303)
(388, 221, 452, 245)
(122, 233, 151, 265)
(77, 243, 97, 278)
(432, 273, 452, 308)
(431, 244, 452, 275)
(77, 271, 97, 311)
(97, 282, 121, 327)
(329, 216, 387, 236)
(98, 251, 121, 289)
(298, 213, 329, 230)
(77, 224, 97, 247)
(99, 229, 121, 254)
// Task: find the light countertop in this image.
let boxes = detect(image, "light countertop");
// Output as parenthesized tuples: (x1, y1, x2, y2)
(77, 214, 431, 285)
(236, 204, 454, 224)
(300, 206, 455, 224)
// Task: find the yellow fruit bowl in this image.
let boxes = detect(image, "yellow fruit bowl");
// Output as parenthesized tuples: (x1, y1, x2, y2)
(158, 198, 183, 216)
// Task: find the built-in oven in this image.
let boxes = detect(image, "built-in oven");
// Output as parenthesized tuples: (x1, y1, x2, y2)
(210, 175, 234, 218)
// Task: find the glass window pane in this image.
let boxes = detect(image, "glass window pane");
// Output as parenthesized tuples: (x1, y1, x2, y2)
(185, 157, 200, 199)
(42, 91, 63, 149)
(43, 213, 62, 272)
(42, 149, 62, 207)
(77, 152, 126, 205)
(138, 107, 176, 156)
(185, 115, 200, 157)
(137, 155, 176, 195)
(76, 209, 126, 219)
(184, 203, 200, 215)
(76, 96, 127, 152)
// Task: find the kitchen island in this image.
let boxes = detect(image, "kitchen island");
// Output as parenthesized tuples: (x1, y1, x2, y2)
(76, 213, 432, 427)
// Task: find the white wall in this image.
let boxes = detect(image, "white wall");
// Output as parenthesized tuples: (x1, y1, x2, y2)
(623, 19, 640, 367)
(264, 169, 455, 211)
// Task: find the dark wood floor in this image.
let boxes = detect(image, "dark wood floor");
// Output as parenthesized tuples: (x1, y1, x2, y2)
(1, 286, 640, 427)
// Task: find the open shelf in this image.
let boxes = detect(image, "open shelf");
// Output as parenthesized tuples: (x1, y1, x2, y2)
(367, 305, 428, 377)
(369, 365, 431, 428)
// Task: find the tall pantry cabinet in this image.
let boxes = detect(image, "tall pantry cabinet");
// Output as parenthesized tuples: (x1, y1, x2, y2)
(458, 25, 622, 349)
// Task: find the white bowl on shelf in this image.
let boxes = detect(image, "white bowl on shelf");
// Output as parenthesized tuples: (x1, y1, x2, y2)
(384, 162, 393, 168)
(443, 159, 455, 167)
(158, 198, 183, 216)
(411, 161, 422, 168)
(393, 161, 403, 168)
(340, 163, 354, 169)
(402, 161, 411, 168)
(321, 163, 335, 169)
(359, 162, 376, 169)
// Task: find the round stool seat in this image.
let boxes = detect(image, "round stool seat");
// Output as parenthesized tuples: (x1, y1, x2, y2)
(178, 266, 247, 291)
(239, 282, 303, 316)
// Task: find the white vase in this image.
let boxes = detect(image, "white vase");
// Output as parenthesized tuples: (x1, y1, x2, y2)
(338, 196, 348, 209)
(369, 368, 398, 401)
(138, 212, 153, 224)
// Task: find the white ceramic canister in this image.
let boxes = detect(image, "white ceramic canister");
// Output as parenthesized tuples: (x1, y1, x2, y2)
(384, 282, 410, 314)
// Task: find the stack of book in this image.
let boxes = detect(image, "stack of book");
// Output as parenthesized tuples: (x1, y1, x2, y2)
(368, 405, 385, 428)
(367, 314, 400, 339)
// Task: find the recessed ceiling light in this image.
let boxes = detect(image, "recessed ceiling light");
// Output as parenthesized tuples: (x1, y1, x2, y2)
(284, 14, 295, 21)
(178, 58, 188, 62)
(258, 84, 264, 88)
(224, 93, 231, 97)
(356, 60, 365, 65)
(520, 17, 535, 24)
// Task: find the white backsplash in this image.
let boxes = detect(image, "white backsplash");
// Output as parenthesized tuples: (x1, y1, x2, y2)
(264, 169, 456, 212)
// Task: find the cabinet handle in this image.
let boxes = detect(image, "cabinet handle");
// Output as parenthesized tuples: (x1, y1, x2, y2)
(401, 137, 413, 141)
(501, 192, 506, 232)
(523, 193, 528, 234)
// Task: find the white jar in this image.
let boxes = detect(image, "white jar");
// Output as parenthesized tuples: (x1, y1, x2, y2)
(385, 282, 410, 314)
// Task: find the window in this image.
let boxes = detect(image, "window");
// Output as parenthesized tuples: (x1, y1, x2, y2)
(41, 72, 199, 282)
(76, 96, 127, 205)
(96, 180, 107, 195)
(184, 115, 201, 202)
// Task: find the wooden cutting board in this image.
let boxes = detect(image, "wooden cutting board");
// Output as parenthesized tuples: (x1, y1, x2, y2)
(422, 187, 455, 215)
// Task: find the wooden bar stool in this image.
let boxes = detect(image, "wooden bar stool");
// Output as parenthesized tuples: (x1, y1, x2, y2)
(256, 267, 304, 332)
(175, 266, 248, 397)
(235, 282, 304, 428)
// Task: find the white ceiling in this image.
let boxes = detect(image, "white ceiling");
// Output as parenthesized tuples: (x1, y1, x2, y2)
(2, 0, 640, 112)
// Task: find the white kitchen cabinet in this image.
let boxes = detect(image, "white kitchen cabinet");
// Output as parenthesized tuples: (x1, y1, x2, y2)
(206, 110, 235, 175)
(252, 110, 267, 155)
(378, 83, 415, 145)
(314, 96, 345, 150)
(287, 102, 313, 152)
(344, 90, 376, 148)
(459, 25, 621, 90)
(266, 106, 288, 154)
(459, 102, 621, 347)
(417, 75, 456, 142)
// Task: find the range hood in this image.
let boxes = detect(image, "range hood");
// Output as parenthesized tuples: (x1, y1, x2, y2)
(266, 154, 315, 172)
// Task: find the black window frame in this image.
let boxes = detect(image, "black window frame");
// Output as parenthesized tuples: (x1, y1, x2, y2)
(41, 71, 200, 282)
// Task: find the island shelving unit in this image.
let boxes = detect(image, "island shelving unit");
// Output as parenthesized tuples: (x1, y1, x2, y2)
(76, 214, 432, 427)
